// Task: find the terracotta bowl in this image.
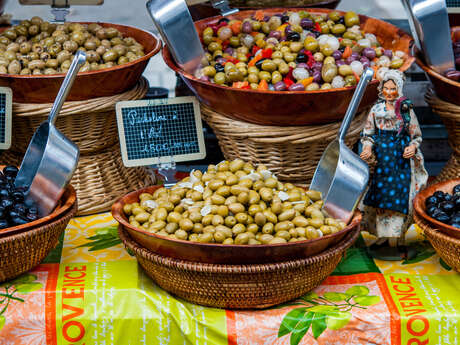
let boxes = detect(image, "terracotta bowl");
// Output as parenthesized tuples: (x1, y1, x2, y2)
(112, 185, 362, 264)
(163, 8, 414, 126)
(0, 22, 161, 103)
(413, 178, 460, 239)
(415, 27, 460, 106)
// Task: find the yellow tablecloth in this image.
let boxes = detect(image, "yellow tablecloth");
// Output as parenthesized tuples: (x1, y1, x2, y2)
(0, 213, 459, 345)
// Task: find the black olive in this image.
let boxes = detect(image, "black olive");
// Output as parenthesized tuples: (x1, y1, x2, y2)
(451, 222, 460, 229)
(296, 53, 308, 63)
(454, 184, 460, 195)
(14, 203, 26, 215)
(217, 18, 229, 24)
(440, 201, 455, 214)
(0, 174, 6, 184)
(435, 212, 450, 223)
(28, 206, 38, 214)
(214, 55, 223, 60)
(1, 198, 13, 209)
(286, 32, 301, 42)
(0, 219, 9, 229)
(9, 210, 20, 219)
(338, 17, 345, 25)
(214, 63, 224, 73)
(450, 214, 460, 224)
(425, 195, 438, 207)
(0, 188, 9, 198)
(281, 15, 290, 24)
(255, 58, 268, 70)
(26, 213, 39, 221)
(11, 216, 28, 226)
(454, 197, 460, 211)
(427, 205, 438, 217)
(12, 191, 25, 203)
(3, 165, 18, 178)
(434, 191, 446, 200)
(444, 194, 453, 202)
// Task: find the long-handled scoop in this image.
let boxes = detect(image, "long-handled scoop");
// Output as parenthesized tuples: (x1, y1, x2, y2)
(402, 0, 454, 75)
(147, 0, 205, 74)
(310, 68, 374, 224)
(15, 51, 86, 217)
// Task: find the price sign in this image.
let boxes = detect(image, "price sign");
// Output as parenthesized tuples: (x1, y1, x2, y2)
(116, 96, 206, 167)
(0, 87, 12, 150)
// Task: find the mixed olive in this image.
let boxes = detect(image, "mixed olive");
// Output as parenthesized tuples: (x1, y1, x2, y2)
(445, 39, 460, 81)
(425, 184, 460, 229)
(0, 165, 39, 229)
(123, 159, 347, 245)
(0, 16, 145, 75)
(197, 10, 407, 91)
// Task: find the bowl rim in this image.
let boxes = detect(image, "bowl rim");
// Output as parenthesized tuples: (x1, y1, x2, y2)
(0, 184, 77, 237)
(0, 22, 162, 80)
(112, 184, 362, 250)
(413, 178, 460, 234)
(163, 7, 414, 95)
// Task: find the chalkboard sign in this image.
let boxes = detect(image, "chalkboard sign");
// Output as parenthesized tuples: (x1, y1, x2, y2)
(0, 87, 12, 150)
(116, 96, 206, 167)
(447, 1, 460, 12)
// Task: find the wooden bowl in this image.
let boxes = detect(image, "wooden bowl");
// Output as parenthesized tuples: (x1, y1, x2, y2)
(0, 22, 161, 103)
(415, 27, 460, 106)
(163, 8, 414, 126)
(0, 184, 77, 238)
(413, 178, 460, 239)
(112, 185, 362, 265)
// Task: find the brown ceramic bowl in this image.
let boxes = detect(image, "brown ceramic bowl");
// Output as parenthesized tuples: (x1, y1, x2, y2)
(163, 8, 414, 126)
(0, 184, 77, 238)
(413, 178, 460, 239)
(0, 22, 161, 103)
(112, 185, 362, 264)
(415, 27, 460, 106)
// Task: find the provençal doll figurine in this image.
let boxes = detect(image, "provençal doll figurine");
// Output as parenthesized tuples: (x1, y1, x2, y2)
(359, 69, 428, 256)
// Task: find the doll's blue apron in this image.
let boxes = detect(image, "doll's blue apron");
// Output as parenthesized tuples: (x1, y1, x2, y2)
(362, 99, 412, 215)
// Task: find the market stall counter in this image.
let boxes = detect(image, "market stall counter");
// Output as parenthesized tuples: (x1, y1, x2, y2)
(0, 212, 458, 345)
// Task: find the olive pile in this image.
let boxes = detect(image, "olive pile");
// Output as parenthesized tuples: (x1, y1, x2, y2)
(0, 165, 39, 229)
(425, 184, 460, 229)
(0, 16, 145, 75)
(123, 160, 347, 245)
(198, 10, 407, 91)
(445, 39, 460, 81)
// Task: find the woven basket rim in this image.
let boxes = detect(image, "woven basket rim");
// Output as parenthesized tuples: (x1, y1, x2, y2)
(425, 88, 460, 120)
(119, 224, 359, 272)
(0, 200, 77, 244)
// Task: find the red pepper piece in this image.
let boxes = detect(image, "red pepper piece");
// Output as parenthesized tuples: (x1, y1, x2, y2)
(283, 77, 294, 88)
(252, 46, 261, 56)
(314, 22, 321, 33)
(286, 67, 294, 81)
(261, 48, 273, 59)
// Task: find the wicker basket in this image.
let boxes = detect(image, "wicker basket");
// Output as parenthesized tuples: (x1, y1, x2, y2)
(201, 105, 366, 185)
(0, 195, 77, 282)
(425, 89, 460, 183)
(10, 77, 148, 155)
(2, 144, 155, 216)
(119, 224, 359, 309)
(414, 212, 460, 273)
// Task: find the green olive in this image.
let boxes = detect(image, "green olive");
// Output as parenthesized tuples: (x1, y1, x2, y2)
(331, 24, 346, 35)
(57, 50, 71, 64)
(28, 59, 45, 70)
(15, 25, 28, 37)
(329, 11, 341, 22)
(7, 60, 20, 74)
(214, 72, 226, 84)
(344, 11, 360, 27)
(103, 49, 118, 62)
(321, 63, 337, 83)
(105, 27, 120, 39)
(3, 29, 17, 41)
(344, 74, 357, 86)
(28, 25, 39, 36)
(86, 50, 100, 63)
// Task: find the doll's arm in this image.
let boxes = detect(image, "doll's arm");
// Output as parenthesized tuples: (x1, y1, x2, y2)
(408, 109, 423, 148)
(361, 110, 375, 149)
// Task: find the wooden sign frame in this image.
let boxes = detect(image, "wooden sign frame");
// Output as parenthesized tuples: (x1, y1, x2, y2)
(0, 87, 12, 150)
(116, 96, 206, 167)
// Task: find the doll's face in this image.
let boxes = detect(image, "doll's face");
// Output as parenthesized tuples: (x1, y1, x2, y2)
(382, 80, 398, 101)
